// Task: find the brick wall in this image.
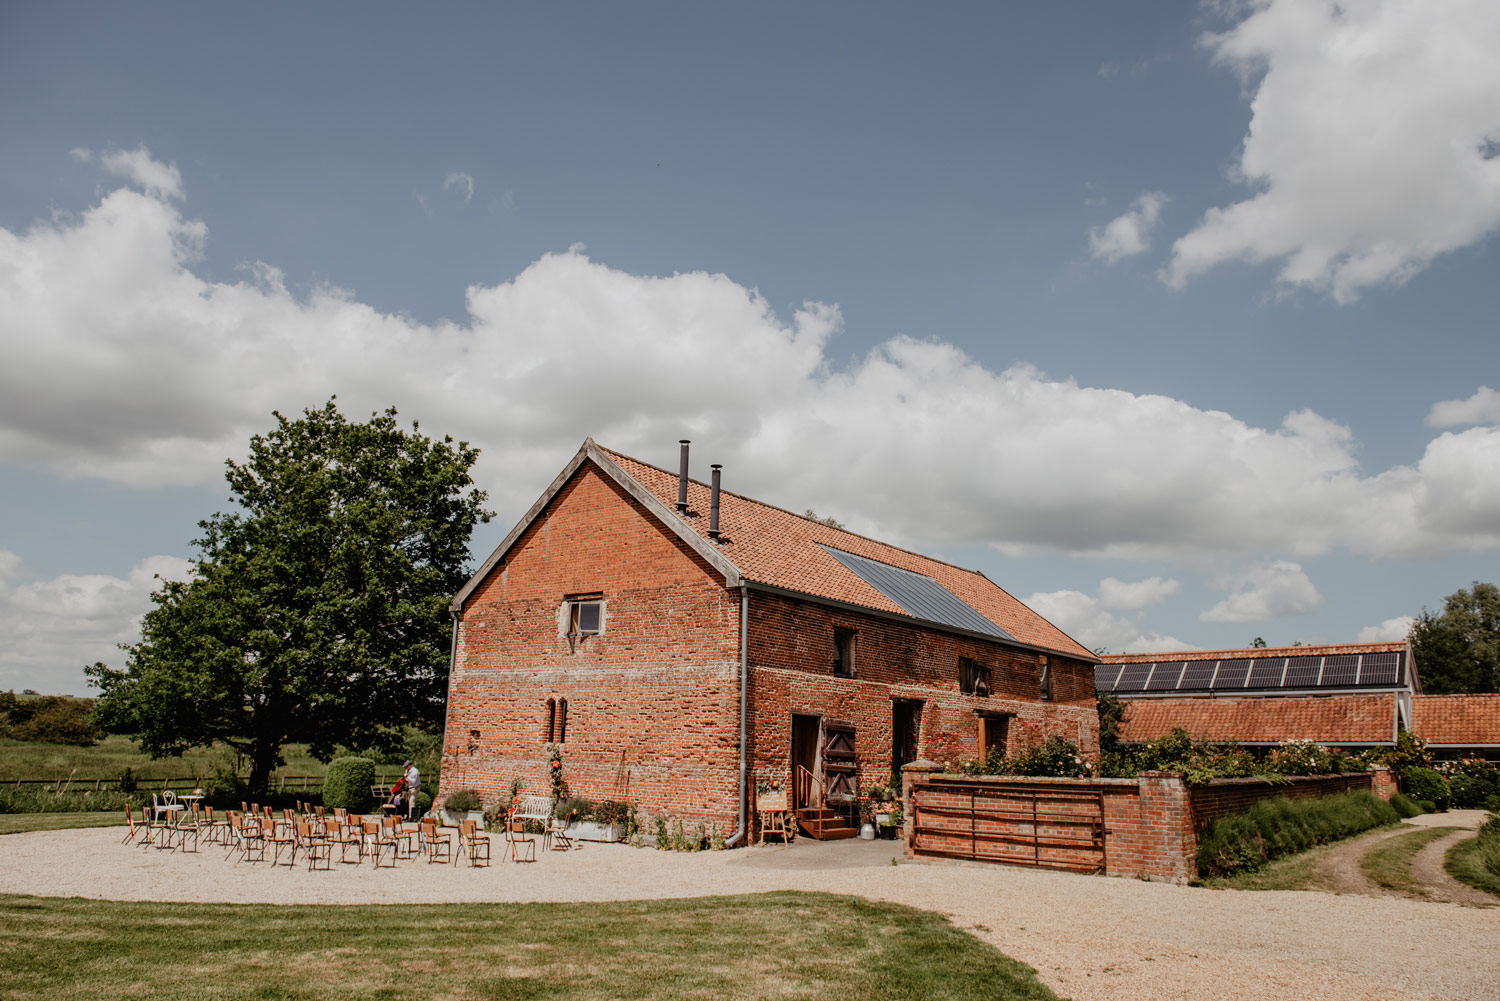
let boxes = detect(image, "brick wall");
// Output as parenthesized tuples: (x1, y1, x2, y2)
(442, 465, 745, 828)
(1187, 772, 1374, 831)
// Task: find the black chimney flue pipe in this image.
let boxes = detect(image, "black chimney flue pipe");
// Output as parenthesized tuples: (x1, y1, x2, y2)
(709, 464, 722, 542)
(677, 440, 690, 514)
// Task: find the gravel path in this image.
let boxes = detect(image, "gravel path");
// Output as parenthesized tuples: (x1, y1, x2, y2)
(3, 826, 1498, 1001)
(1410, 828, 1497, 908)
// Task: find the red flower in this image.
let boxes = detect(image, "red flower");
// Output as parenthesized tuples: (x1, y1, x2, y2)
(551, 761, 561, 769)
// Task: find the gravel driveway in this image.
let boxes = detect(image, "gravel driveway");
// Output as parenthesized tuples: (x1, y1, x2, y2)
(2, 825, 1496, 1001)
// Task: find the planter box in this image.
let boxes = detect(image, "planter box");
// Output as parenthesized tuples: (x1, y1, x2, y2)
(565, 820, 624, 842)
(441, 809, 485, 828)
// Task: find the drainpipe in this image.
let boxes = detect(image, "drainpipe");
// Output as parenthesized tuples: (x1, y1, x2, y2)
(440, 610, 461, 784)
(725, 583, 749, 846)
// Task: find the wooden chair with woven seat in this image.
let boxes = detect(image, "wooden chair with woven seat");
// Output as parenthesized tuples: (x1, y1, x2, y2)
(458, 819, 492, 867)
(265, 814, 297, 866)
(227, 811, 266, 863)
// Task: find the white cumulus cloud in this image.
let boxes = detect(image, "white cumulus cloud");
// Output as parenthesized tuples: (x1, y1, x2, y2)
(1357, 616, 1415, 643)
(1, 151, 1499, 567)
(1200, 560, 1325, 624)
(443, 171, 475, 201)
(1427, 387, 1500, 428)
(0, 551, 194, 694)
(1026, 579, 1191, 655)
(1163, 0, 1500, 301)
(1089, 191, 1169, 263)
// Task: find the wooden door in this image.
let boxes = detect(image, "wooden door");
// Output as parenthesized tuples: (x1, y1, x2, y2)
(823, 719, 857, 798)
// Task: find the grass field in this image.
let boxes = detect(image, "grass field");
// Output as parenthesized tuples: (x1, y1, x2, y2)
(1196, 839, 1338, 892)
(0, 736, 343, 783)
(1444, 836, 1500, 899)
(0, 811, 124, 835)
(0, 891, 1061, 1001)
(1358, 826, 1461, 897)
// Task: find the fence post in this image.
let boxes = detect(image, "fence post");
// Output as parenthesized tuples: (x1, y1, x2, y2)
(900, 759, 943, 858)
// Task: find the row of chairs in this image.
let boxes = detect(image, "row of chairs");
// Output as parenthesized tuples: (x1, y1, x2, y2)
(122, 802, 495, 869)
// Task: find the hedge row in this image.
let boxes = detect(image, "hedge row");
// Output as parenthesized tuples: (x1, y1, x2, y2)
(1196, 790, 1400, 878)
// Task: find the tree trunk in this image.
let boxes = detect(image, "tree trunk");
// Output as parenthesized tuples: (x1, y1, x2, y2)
(248, 741, 279, 800)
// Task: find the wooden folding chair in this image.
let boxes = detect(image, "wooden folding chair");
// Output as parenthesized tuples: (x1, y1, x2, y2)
(505, 808, 536, 862)
(121, 803, 142, 844)
(545, 814, 573, 851)
(266, 815, 297, 866)
(362, 820, 397, 868)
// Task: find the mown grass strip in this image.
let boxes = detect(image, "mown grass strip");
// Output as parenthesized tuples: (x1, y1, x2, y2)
(1445, 837, 1500, 900)
(0, 812, 124, 836)
(1195, 790, 1400, 878)
(0, 891, 1061, 1001)
(1357, 826, 1462, 897)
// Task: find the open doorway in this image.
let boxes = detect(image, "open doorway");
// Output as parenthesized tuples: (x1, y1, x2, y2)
(979, 713, 1010, 763)
(790, 713, 820, 808)
(892, 700, 922, 783)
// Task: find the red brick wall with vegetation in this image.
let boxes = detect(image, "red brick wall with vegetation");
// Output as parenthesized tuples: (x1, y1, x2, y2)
(441, 465, 744, 828)
(746, 591, 1098, 794)
(903, 768, 1384, 882)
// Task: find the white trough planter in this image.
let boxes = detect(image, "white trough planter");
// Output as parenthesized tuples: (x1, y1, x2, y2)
(565, 820, 624, 842)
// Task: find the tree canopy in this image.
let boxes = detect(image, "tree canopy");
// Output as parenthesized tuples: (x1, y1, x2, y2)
(1410, 581, 1500, 694)
(88, 401, 492, 795)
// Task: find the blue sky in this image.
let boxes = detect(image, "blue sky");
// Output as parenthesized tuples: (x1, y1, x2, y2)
(3, 1, 1498, 693)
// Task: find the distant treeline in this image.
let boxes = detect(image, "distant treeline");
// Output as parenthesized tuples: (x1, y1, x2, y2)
(0, 691, 101, 746)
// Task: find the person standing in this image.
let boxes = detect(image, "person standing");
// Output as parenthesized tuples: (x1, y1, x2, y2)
(402, 759, 421, 821)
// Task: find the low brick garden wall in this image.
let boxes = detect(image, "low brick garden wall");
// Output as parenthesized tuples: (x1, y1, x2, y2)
(902, 761, 1394, 883)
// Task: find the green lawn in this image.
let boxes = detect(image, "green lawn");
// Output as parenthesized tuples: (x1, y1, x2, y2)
(1444, 836, 1500, 899)
(0, 735, 332, 783)
(0, 891, 1061, 1001)
(1358, 826, 1462, 897)
(0, 811, 124, 835)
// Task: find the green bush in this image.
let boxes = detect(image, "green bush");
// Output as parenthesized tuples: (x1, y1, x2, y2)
(1415, 799, 1437, 813)
(1440, 761, 1500, 809)
(0, 692, 100, 746)
(1389, 792, 1426, 818)
(554, 796, 593, 821)
(322, 756, 375, 812)
(1478, 813, 1500, 877)
(593, 800, 629, 826)
(1197, 791, 1400, 878)
(443, 788, 482, 812)
(1405, 767, 1451, 811)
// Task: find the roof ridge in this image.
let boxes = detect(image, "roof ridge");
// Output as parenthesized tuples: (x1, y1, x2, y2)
(1102, 641, 1404, 662)
(597, 443, 989, 580)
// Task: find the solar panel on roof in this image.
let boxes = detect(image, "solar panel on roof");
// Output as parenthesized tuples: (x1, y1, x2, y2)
(1283, 656, 1322, 687)
(1094, 665, 1122, 690)
(1211, 658, 1252, 689)
(1246, 658, 1286, 687)
(819, 545, 1014, 640)
(1178, 660, 1217, 690)
(1360, 652, 1399, 685)
(1321, 654, 1359, 686)
(1146, 663, 1185, 690)
(1116, 663, 1153, 691)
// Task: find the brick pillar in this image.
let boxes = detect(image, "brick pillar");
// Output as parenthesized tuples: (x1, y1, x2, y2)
(1369, 765, 1397, 801)
(1137, 770, 1196, 883)
(901, 759, 943, 859)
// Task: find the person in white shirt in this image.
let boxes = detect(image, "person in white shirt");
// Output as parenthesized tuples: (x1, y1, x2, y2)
(402, 759, 421, 820)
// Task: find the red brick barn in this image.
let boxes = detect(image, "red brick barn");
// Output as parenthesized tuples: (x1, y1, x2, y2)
(440, 440, 1099, 842)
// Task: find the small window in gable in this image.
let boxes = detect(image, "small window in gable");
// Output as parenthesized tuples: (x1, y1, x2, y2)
(959, 657, 991, 697)
(565, 594, 604, 638)
(833, 628, 856, 678)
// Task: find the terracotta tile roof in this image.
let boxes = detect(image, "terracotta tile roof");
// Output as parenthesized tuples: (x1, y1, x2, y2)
(1100, 642, 1405, 664)
(1119, 694, 1397, 744)
(599, 446, 1095, 660)
(1411, 694, 1500, 746)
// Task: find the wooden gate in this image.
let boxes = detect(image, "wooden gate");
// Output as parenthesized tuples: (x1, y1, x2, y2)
(823, 719, 857, 798)
(910, 777, 1106, 872)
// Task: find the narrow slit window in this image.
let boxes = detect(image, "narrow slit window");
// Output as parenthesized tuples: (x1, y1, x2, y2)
(833, 628, 856, 678)
(558, 698, 569, 743)
(959, 657, 990, 697)
(1039, 657, 1052, 702)
(545, 698, 556, 742)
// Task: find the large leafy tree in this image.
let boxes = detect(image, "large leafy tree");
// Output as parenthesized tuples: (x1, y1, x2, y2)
(88, 401, 491, 795)
(1409, 581, 1500, 694)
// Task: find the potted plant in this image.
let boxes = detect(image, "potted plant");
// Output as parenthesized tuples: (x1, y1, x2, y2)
(440, 788, 485, 827)
(566, 799, 628, 842)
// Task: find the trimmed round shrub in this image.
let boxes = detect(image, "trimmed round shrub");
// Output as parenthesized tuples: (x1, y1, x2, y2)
(1405, 767, 1451, 811)
(323, 756, 375, 812)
